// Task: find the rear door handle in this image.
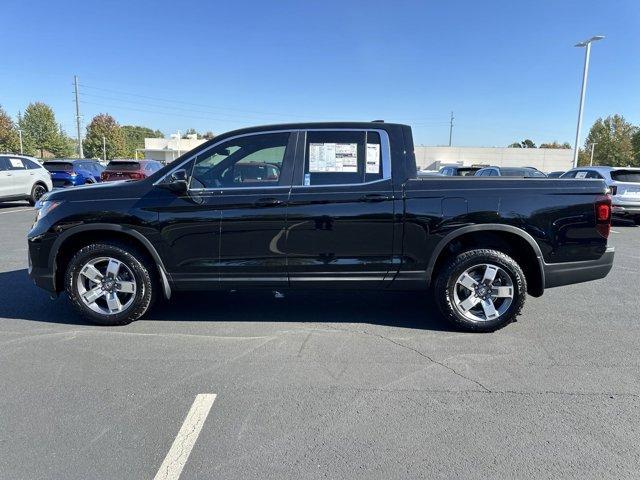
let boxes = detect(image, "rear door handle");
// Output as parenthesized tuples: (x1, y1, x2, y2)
(361, 193, 389, 202)
(254, 197, 284, 207)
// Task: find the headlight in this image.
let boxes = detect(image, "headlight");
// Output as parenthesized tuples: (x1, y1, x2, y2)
(36, 200, 62, 221)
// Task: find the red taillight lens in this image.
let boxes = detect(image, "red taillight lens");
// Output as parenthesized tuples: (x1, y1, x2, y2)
(595, 194, 612, 238)
(130, 172, 144, 180)
(100, 172, 108, 180)
(596, 203, 610, 221)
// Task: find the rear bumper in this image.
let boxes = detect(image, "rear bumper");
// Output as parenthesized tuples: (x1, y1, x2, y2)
(544, 246, 615, 289)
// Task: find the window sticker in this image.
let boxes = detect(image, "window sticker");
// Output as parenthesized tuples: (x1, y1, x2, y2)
(575, 171, 587, 179)
(9, 158, 24, 168)
(366, 143, 380, 174)
(309, 143, 358, 173)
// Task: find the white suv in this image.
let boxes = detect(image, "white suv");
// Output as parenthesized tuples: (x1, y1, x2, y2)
(0, 155, 53, 205)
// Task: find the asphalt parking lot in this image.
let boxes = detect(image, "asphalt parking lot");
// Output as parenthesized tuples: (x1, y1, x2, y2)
(1, 201, 639, 479)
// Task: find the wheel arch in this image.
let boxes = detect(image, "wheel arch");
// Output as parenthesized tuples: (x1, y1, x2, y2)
(49, 224, 171, 299)
(426, 224, 545, 297)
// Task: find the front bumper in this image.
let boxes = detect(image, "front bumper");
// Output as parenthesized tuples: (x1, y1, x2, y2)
(544, 246, 615, 289)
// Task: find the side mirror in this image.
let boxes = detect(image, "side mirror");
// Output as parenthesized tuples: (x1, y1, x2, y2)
(163, 169, 188, 193)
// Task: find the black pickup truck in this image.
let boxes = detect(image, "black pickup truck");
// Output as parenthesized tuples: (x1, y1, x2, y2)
(28, 122, 614, 331)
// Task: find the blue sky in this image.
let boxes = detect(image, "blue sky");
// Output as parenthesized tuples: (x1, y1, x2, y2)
(1, 0, 638, 146)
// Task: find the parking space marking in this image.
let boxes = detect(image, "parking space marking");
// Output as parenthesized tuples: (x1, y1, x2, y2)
(154, 393, 217, 480)
(0, 208, 32, 215)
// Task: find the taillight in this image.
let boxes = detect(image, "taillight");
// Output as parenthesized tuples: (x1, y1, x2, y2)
(595, 194, 612, 238)
(101, 171, 108, 180)
(609, 185, 617, 195)
(130, 172, 144, 180)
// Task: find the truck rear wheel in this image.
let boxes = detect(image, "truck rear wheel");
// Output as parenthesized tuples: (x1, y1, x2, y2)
(434, 249, 526, 332)
(65, 242, 156, 326)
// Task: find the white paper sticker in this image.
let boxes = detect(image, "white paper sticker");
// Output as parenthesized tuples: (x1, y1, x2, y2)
(575, 171, 587, 179)
(9, 158, 24, 168)
(366, 143, 380, 174)
(309, 143, 358, 173)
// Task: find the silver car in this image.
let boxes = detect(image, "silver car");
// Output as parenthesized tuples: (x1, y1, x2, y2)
(561, 166, 640, 223)
(0, 155, 53, 205)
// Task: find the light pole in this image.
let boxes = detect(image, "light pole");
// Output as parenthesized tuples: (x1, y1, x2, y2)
(17, 129, 23, 154)
(102, 136, 106, 162)
(589, 142, 597, 166)
(572, 35, 604, 168)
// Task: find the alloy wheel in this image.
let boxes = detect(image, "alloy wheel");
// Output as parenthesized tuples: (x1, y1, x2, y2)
(76, 257, 137, 315)
(452, 263, 514, 322)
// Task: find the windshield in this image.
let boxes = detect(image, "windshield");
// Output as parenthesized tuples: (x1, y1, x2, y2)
(611, 170, 640, 183)
(44, 162, 73, 172)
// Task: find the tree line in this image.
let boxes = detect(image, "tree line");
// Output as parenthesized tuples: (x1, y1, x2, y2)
(0, 102, 173, 160)
(508, 114, 640, 167)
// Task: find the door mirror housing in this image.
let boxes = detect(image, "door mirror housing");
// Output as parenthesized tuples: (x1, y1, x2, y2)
(163, 169, 189, 193)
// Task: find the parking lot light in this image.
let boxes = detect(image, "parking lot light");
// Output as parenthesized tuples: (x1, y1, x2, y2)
(572, 35, 605, 168)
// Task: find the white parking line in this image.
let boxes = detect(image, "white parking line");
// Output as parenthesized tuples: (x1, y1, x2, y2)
(154, 394, 217, 480)
(0, 208, 32, 215)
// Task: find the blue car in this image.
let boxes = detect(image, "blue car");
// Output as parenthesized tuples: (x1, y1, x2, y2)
(43, 159, 105, 188)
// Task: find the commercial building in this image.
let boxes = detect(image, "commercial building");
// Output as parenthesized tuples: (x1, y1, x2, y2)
(414, 146, 574, 173)
(142, 134, 208, 163)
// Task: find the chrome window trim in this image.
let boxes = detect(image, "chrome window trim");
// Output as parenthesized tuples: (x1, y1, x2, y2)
(154, 128, 392, 191)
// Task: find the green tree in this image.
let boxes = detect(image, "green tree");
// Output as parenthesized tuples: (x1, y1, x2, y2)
(582, 114, 638, 167)
(121, 125, 163, 157)
(539, 141, 571, 149)
(508, 139, 537, 148)
(83, 114, 126, 160)
(632, 130, 640, 164)
(183, 128, 199, 139)
(18, 102, 67, 157)
(0, 105, 21, 153)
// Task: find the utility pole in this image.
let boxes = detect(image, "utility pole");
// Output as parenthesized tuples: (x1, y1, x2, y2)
(589, 142, 597, 166)
(74, 75, 84, 158)
(572, 36, 604, 168)
(18, 129, 23, 154)
(448, 111, 454, 147)
(102, 136, 106, 161)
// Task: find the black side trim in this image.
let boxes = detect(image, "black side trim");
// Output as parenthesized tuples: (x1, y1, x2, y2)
(48, 224, 172, 299)
(544, 246, 614, 288)
(424, 224, 545, 291)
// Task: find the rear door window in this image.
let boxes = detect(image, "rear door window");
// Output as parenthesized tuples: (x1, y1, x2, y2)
(301, 130, 383, 186)
(6, 158, 26, 170)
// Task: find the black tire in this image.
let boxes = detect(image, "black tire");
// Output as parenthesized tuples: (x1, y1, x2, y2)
(65, 242, 156, 326)
(28, 183, 47, 206)
(434, 249, 527, 332)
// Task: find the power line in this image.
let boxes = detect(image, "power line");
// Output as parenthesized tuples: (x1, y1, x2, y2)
(79, 92, 311, 123)
(78, 82, 312, 119)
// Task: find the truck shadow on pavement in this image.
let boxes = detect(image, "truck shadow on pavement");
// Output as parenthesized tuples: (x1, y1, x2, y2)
(0, 269, 455, 332)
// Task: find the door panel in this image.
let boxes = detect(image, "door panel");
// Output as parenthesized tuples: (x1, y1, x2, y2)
(157, 130, 296, 289)
(285, 130, 395, 287)
(217, 187, 290, 285)
(286, 182, 395, 286)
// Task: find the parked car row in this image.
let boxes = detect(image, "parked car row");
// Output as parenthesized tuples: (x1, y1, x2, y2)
(0, 156, 164, 204)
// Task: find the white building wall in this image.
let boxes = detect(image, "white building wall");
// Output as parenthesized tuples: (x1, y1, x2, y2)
(143, 136, 209, 163)
(414, 146, 574, 172)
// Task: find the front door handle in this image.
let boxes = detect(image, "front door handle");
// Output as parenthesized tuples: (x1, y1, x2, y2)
(254, 197, 284, 207)
(361, 193, 389, 202)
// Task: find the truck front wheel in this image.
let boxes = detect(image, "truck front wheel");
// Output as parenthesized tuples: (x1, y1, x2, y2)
(434, 249, 527, 332)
